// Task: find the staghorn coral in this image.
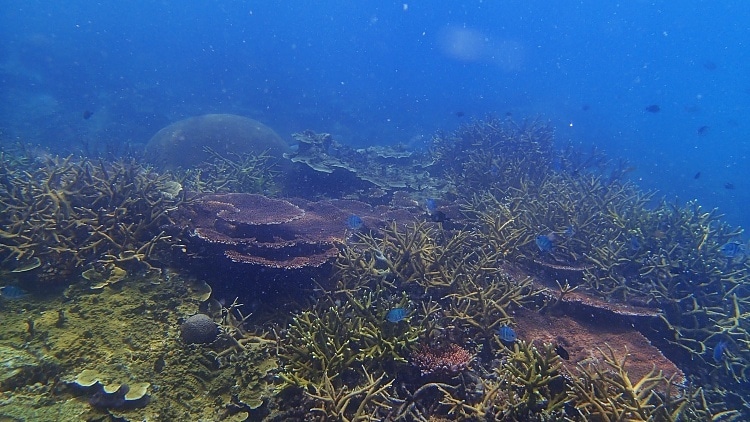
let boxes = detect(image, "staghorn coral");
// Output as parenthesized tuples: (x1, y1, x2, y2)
(0, 150, 182, 283)
(424, 341, 566, 421)
(277, 274, 424, 420)
(443, 252, 538, 346)
(179, 147, 281, 195)
(567, 345, 691, 421)
(454, 139, 750, 410)
(430, 116, 555, 194)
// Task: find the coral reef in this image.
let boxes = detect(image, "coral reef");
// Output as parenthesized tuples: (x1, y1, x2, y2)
(176, 193, 420, 271)
(411, 343, 473, 376)
(2, 115, 748, 420)
(284, 130, 441, 199)
(0, 267, 280, 421)
(0, 150, 182, 284)
(180, 314, 219, 345)
(144, 114, 290, 171)
(180, 147, 282, 195)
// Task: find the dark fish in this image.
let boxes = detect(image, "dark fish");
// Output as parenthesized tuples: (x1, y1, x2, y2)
(713, 340, 728, 362)
(555, 344, 570, 360)
(725, 182, 735, 190)
(694, 172, 701, 179)
(645, 104, 661, 113)
(455, 111, 465, 117)
(697, 125, 709, 135)
(0, 285, 29, 299)
(535, 234, 553, 253)
(505, 111, 513, 117)
(83, 110, 94, 120)
(703, 60, 717, 71)
(346, 215, 364, 231)
(386, 307, 407, 323)
(720, 242, 745, 259)
(497, 325, 517, 343)
(581, 104, 590, 111)
(429, 210, 447, 223)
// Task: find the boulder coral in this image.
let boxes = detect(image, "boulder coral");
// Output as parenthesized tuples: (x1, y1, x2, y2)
(144, 114, 289, 170)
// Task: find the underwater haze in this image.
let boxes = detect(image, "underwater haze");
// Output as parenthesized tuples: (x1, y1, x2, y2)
(1, 0, 749, 230)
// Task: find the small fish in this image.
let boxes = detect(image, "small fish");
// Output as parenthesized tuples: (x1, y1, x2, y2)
(628, 236, 641, 252)
(720, 242, 745, 259)
(346, 215, 364, 231)
(564, 225, 576, 237)
(535, 234, 553, 253)
(724, 182, 735, 190)
(0, 285, 29, 300)
(425, 198, 438, 215)
(83, 110, 94, 120)
(694, 171, 701, 179)
(713, 340, 728, 362)
(455, 111, 465, 117)
(703, 60, 717, 71)
(555, 344, 570, 360)
(697, 125, 709, 135)
(497, 325, 517, 343)
(429, 210, 447, 223)
(645, 104, 661, 113)
(386, 307, 407, 323)
(581, 104, 590, 111)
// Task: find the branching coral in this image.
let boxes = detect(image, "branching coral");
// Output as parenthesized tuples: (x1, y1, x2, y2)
(430, 116, 555, 192)
(277, 274, 423, 420)
(430, 341, 566, 421)
(179, 147, 280, 195)
(0, 151, 183, 283)
(568, 345, 697, 421)
(443, 255, 536, 344)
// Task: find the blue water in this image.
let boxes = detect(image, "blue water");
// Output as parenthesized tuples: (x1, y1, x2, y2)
(2, 1, 748, 230)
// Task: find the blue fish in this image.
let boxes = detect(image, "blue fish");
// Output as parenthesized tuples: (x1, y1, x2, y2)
(714, 340, 728, 362)
(425, 198, 438, 215)
(386, 307, 407, 323)
(720, 242, 744, 259)
(0, 285, 29, 299)
(629, 236, 641, 252)
(346, 215, 364, 231)
(535, 234, 553, 253)
(497, 325, 517, 343)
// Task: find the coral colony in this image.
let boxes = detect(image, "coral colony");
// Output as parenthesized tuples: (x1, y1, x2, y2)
(1, 116, 749, 420)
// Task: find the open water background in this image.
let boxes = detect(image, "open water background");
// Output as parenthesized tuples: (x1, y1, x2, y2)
(1, 1, 748, 231)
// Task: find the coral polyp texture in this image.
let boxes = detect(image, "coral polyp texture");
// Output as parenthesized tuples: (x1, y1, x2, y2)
(1, 116, 748, 420)
(411, 343, 473, 376)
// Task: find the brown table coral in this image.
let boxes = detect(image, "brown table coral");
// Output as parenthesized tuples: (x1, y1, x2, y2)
(513, 307, 684, 387)
(178, 193, 420, 270)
